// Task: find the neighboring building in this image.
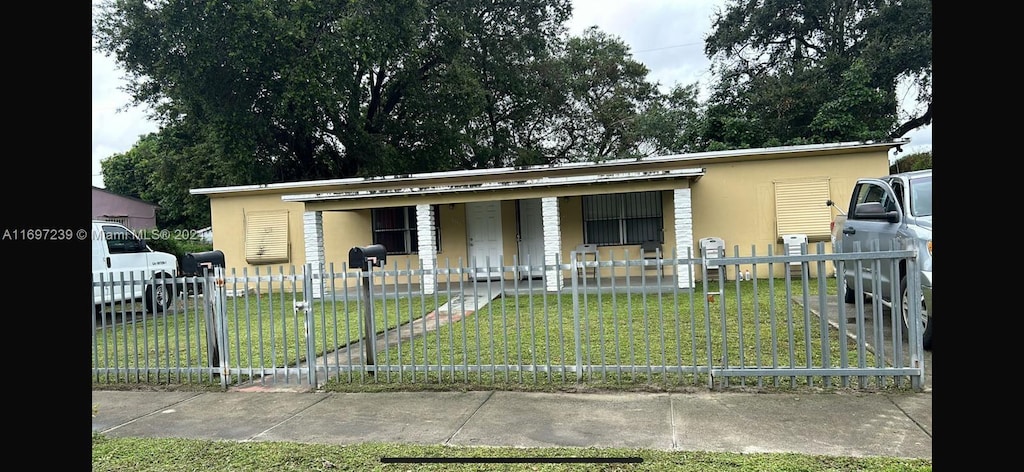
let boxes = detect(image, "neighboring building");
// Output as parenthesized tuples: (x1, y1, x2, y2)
(92, 186, 159, 230)
(196, 226, 214, 244)
(190, 140, 900, 293)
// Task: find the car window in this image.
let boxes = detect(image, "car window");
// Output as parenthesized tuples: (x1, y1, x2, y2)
(889, 180, 905, 212)
(909, 176, 932, 217)
(102, 225, 146, 254)
(855, 182, 885, 206)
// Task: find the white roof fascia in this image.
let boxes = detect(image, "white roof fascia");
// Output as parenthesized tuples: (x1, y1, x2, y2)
(191, 139, 904, 196)
(282, 168, 705, 203)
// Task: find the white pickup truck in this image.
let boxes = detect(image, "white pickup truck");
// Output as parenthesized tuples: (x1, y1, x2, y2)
(828, 169, 932, 350)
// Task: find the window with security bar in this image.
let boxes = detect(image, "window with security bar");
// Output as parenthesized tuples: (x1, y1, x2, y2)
(100, 216, 131, 228)
(582, 191, 662, 246)
(372, 205, 441, 255)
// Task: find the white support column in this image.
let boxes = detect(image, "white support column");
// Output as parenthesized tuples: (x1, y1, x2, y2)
(303, 210, 325, 298)
(673, 188, 694, 289)
(415, 204, 437, 295)
(541, 196, 563, 292)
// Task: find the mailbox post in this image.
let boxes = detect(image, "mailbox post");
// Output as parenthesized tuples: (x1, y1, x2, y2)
(184, 250, 226, 371)
(349, 244, 387, 375)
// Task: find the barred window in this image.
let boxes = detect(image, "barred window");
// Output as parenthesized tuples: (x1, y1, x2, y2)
(582, 191, 662, 246)
(100, 216, 131, 228)
(372, 206, 441, 255)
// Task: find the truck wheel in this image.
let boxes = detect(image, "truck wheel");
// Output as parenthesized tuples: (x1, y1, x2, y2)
(900, 276, 931, 350)
(146, 277, 175, 314)
(844, 286, 856, 304)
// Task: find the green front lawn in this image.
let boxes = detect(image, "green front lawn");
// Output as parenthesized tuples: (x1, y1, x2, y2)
(91, 435, 932, 471)
(326, 277, 880, 390)
(92, 291, 449, 385)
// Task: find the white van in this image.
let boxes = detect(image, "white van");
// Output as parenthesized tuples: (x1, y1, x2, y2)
(92, 220, 179, 313)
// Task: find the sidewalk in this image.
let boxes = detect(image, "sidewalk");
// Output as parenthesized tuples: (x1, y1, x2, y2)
(91, 389, 931, 459)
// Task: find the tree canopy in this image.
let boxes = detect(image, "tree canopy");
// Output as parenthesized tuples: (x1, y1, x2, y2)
(700, 0, 932, 149)
(94, 0, 931, 229)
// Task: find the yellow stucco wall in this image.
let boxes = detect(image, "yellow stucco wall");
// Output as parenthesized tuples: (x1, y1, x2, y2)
(199, 146, 890, 283)
(688, 150, 889, 278)
(209, 194, 306, 272)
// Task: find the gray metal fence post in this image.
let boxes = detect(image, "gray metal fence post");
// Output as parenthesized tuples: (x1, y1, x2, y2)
(571, 251, 582, 381)
(207, 267, 229, 388)
(361, 266, 376, 376)
(905, 248, 923, 391)
(300, 264, 318, 386)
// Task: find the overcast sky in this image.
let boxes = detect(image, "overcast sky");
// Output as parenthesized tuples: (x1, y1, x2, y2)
(91, 0, 931, 188)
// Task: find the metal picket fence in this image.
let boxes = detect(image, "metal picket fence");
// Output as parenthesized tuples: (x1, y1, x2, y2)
(91, 242, 926, 391)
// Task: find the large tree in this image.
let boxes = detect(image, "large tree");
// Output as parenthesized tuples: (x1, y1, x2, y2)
(699, 0, 931, 149)
(550, 27, 662, 162)
(101, 124, 225, 230)
(94, 0, 574, 182)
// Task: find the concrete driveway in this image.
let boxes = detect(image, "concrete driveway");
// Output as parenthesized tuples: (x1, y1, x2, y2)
(802, 295, 931, 391)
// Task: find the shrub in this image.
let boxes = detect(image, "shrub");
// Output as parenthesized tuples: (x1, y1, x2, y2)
(138, 228, 214, 264)
(890, 151, 931, 173)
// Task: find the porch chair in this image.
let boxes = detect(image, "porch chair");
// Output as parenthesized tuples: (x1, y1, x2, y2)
(698, 237, 726, 282)
(575, 243, 599, 279)
(640, 239, 664, 277)
(782, 233, 808, 277)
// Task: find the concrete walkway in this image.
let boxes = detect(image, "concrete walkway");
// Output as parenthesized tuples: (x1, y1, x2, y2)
(92, 389, 931, 459)
(231, 292, 501, 391)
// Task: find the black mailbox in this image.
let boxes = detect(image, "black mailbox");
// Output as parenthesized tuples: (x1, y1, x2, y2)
(349, 244, 387, 270)
(182, 250, 226, 276)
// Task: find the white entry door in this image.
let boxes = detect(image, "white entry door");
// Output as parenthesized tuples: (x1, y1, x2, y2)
(466, 201, 503, 280)
(516, 199, 545, 279)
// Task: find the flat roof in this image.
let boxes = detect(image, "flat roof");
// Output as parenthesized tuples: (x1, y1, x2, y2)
(191, 139, 906, 197)
(282, 168, 705, 202)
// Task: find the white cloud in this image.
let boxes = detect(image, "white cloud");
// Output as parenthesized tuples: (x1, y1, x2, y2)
(566, 0, 718, 95)
(92, 51, 158, 188)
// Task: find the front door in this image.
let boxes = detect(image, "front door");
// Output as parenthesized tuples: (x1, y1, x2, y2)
(516, 199, 545, 279)
(466, 201, 503, 280)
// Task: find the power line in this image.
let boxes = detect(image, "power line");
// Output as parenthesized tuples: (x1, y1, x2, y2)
(633, 41, 703, 54)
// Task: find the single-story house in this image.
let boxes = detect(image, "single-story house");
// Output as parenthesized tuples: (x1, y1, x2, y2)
(92, 186, 159, 230)
(190, 140, 901, 294)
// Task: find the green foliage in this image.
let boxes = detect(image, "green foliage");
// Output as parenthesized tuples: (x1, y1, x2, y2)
(136, 228, 213, 263)
(890, 151, 932, 174)
(698, 0, 932, 150)
(552, 27, 661, 161)
(94, 0, 577, 179)
(101, 132, 217, 230)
